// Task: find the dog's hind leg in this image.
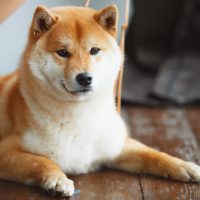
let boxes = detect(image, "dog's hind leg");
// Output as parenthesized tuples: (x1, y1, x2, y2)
(108, 138, 200, 182)
(0, 137, 74, 197)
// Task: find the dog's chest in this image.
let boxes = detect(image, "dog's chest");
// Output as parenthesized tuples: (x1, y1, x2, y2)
(22, 109, 126, 174)
(49, 119, 99, 174)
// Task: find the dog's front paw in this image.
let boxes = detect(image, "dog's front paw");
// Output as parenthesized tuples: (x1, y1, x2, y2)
(41, 173, 74, 197)
(171, 161, 200, 182)
(184, 162, 200, 182)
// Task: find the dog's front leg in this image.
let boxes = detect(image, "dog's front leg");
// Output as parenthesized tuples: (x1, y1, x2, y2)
(0, 140, 74, 197)
(108, 138, 200, 182)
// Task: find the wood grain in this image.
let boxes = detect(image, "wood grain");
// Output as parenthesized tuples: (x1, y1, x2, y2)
(0, 180, 59, 200)
(0, 169, 142, 200)
(71, 169, 142, 200)
(128, 107, 200, 200)
(186, 107, 200, 145)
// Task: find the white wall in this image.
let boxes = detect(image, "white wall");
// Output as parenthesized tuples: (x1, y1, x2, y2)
(0, 0, 131, 75)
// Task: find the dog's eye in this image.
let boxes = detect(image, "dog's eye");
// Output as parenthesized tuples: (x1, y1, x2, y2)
(56, 49, 70, 58)
(90, 47, 101, 55)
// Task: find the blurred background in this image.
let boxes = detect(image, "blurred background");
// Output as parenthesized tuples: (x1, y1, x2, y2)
(124, 0, 200, 106)
(1, 0, 200, 106)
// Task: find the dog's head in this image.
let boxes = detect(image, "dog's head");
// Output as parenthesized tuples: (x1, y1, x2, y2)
(26, 5, 122, 101)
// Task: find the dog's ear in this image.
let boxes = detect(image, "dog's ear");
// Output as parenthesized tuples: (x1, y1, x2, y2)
(94, 5, 118, 37)
(32, 6, 57, 38)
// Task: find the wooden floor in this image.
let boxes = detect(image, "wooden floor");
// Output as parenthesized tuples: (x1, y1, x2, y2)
(0, 106, 200, 200)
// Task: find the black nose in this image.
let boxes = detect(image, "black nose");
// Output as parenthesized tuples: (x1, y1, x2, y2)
(76, 73, 92, 87)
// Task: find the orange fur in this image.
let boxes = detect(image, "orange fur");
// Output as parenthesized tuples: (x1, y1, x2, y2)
(0, 5, 120, 196)
(0, 5, 199, 198)
(110, 138, 196, 181)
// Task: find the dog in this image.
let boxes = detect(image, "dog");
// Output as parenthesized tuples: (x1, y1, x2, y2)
(0, 4, 199, 197)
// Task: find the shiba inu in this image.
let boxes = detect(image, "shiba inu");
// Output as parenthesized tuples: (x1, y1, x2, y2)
(0, 5, 200, 197)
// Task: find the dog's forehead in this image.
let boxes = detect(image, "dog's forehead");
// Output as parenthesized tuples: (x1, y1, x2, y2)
(49, 7, 107, 46)
(51, 6, 96, 16)
(51, 6, 97, 27)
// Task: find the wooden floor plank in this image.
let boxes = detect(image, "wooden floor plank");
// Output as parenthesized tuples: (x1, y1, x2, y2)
(0, 181, 59, 200)
(71, 169, 143, 200)
(186, 107, 200, 145)
(0, 170, 143, 200)
(128, 107, 200, 200)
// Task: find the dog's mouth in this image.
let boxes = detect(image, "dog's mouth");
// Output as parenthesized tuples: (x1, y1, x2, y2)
(61, 82, 92, 95)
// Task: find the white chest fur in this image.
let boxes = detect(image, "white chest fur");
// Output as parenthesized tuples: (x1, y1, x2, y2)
(22, 98, 127, 174)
